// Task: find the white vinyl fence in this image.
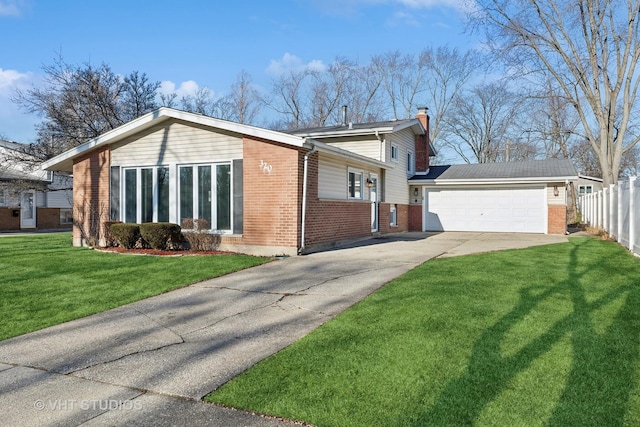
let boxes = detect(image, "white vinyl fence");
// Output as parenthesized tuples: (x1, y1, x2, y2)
(580, 176, 640, 256)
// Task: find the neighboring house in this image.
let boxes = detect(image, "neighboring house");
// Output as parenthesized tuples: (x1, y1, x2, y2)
(576, 175, 604, 195)
(42, 107, 576, 256)
(0, 140, 73, 231)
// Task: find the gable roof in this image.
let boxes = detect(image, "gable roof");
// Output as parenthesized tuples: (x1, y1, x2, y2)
(41, 108, 308, 172)
(42, 107, 389, 172)
(409, 160, 578, 184)
(289, 118, 437, 156)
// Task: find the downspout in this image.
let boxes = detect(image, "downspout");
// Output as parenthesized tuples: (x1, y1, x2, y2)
(300, 141, 317, 254)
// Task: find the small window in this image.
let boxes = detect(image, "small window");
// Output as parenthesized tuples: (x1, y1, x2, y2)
(60, 208, 73, 225)
(579, 185, 593, 195)
(407, 151, 415, 174)
(390, 204, 397, 227)
(0, 189, 4, 206)
(391, 145, 399, 162)
(348, 169, 363, 199)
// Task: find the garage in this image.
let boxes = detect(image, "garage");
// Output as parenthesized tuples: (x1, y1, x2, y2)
(409, 160, 579, 235)
(423, 185, 547, 233)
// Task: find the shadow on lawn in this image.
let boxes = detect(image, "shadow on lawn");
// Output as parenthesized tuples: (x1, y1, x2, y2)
(416, 239, 640, 426)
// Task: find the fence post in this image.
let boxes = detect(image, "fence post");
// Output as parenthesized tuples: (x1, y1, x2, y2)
(630, 176, 636, 253)
(603, 187, 609, 233)
(609, 184, 616, 237)
(618, 182, 624, 244)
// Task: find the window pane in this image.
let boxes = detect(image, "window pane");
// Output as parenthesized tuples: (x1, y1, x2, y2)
(125, 169, 137, 223)
(217, 164, 231, 230)
(180, 167, 193, 225)
(348, 171, 362, 199)
(157, 167, 170, 222)
(198, 165, 212, 228)
(141, 168, 153, 223)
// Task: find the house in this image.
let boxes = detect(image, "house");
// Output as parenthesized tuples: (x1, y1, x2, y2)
(0, 140, 73, 231)
(576, 175, 604, 195)
(41, 107, 576, 256)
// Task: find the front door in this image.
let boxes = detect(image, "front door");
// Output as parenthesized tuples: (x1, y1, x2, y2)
(370, 173, 378, 231)
(21, 190, 36, 228)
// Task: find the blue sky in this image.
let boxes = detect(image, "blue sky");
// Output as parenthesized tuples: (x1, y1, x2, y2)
(0, 0, 476, 143)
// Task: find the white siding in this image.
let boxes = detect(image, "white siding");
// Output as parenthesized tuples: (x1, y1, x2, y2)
(318, 154, 348, 199)
(36, 191, 46, 207)
(47, 189, 73, 208)
(111, 120, 243, 166)
(384, 128, 414, 204)
(547, 183, 567, 205)
(317, 153, 381, 201)
(317, 136, 382, 161)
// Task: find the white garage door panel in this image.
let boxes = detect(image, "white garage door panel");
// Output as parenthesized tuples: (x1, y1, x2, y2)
(424, 186, 546, 233)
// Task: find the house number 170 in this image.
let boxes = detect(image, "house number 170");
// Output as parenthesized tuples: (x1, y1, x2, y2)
(259, 160, 272, 174)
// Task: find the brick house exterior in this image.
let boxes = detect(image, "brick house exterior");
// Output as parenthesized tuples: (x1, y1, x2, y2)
(43, 107, 575, 255)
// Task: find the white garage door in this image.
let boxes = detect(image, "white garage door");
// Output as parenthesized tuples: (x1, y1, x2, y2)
(423, 186, 547, 233)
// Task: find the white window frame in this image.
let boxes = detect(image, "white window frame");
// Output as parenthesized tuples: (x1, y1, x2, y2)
(178, 162, 232, 232)
(391, 145, 399, 162)
(122, 166, 169, 224)
(347, 167, 364, 200)
(390, 204, 397, 227)
(407, 150, 415, 175)
(579, 185, 593, 195)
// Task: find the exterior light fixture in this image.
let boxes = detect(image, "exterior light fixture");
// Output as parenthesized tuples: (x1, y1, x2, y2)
(553, 185, 559, 196)
(366, 178, 374, 188)
(413, 187, 419, 197)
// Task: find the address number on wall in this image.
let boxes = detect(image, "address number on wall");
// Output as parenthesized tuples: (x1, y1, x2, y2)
(259, 160, 272, 174)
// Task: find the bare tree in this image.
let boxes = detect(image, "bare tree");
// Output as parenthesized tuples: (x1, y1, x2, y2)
(13, 53, 159, 160)
(374, 51, 429, 120)
(421, 46, 484, 148)
(525, 79, 580, 159)
(268, 69, 312, 129)
(121, 71, 159, 121)
(472, 0, 640, 185)
(228, 70, 261, 124)
(444, 82, 523, 163)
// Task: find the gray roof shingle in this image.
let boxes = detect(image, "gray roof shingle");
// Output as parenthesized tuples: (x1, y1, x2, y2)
(410, 159, 578, 181)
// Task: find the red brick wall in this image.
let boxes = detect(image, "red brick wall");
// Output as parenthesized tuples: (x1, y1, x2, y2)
(548, 205, 567, 235)
(408, 204, 422, 231)
(72, 146, 110, 246)
(302, 151, 373, 248)
(378, 203, 409, 234)
(242, 136, 301, 248)
(36, 208, 72, 229)
(0, 208, 20, 230)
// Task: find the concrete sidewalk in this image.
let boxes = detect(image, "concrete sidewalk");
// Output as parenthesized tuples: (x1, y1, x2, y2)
(0, 232, 568, 426)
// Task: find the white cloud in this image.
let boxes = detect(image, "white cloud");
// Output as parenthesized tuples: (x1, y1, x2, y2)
(0, 68, 41, 142)
(159, 80, 200, 97)
(266, 53, 327, 76)
(0, 0, 24, 16)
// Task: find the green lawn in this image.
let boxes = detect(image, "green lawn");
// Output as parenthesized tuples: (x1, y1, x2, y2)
(0, 233, 269, 341)
(207, 237, 640, 426)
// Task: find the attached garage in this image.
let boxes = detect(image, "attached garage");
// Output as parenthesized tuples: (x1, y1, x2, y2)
(423, 185, 547, 233)
(409, 160, 578, 235)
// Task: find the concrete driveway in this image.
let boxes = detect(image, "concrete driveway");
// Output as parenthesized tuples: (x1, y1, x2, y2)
(0, 232, 568, 426)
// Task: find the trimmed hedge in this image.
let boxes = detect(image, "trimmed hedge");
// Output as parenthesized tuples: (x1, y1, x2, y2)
(139, 223, 182, 250)
(110, 223, 140, 249)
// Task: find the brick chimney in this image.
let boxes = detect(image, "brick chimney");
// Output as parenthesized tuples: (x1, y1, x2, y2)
(415, 107, 431, 173)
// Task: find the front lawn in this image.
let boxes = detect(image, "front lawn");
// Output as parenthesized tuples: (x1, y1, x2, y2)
(207, 237, 640, 426)
(0, 233, 269, 341)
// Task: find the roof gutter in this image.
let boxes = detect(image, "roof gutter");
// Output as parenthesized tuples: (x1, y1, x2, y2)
(299, 141, 317, 254)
